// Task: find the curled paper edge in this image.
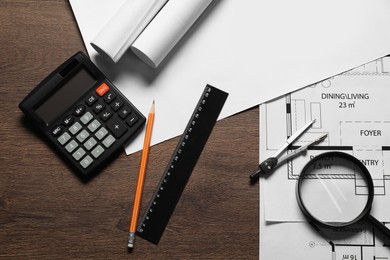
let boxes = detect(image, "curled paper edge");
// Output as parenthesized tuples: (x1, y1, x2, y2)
(90, 0, 168, 63)
(131, 0, 214, 68)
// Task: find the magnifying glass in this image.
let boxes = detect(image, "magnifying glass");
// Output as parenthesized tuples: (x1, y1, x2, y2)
(296, 151, 390, 239)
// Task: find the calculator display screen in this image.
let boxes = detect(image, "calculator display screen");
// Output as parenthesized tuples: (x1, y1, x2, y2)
(35, 68, 96, 124)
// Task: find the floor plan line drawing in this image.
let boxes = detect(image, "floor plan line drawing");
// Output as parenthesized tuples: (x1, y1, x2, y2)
(312, 221, 390, 260)
(265, 61, 390, 196)
(260, 56, 390, 259)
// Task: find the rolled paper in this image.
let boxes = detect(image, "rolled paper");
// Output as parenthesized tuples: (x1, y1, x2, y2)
(131, 0, 214, 68)
(91, 0, 168, 63)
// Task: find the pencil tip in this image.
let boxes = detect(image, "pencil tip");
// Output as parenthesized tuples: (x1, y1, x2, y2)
(150, 100, 155, 113)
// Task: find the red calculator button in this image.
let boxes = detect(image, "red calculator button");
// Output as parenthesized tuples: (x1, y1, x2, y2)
(96, 83, 110, 96)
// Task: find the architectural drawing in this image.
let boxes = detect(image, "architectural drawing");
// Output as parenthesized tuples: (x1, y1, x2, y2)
(260, 56, 390, 259)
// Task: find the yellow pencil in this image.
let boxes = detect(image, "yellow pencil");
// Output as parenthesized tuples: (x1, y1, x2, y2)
(128, 100, 155, 249)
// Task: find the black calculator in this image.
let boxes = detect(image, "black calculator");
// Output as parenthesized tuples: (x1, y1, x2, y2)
(19, 52, 146, 177)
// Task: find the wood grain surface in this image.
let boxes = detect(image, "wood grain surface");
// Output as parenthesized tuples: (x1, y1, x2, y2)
(0, 1, 259, 258)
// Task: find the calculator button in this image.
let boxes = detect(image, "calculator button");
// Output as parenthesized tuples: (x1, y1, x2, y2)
(111, 99, 123, 111)
(91, 145, 105, 158)
(80, 112, 93, 125)
(51, 125, 63, 137)
(73, 105, 85, 117)
(84, 137, 97, 151)
(88, 119, 101, 133)
(69, 122, 82, 135)
(76, 129, 90, 143)
(96, 83, 110, 96)
(95, 127, 108, 140)
(103, 91, 116, 104)
(103, 135, 116, 148)
(62, 115, 74, 126)
(107, 117, 128, 138)
(72, 148, 86, 161)
(119, 106, 131, 119)
(100, 109, 113, 122)
(57, 132, 71, 145)
(126, 114, 139, 127)
(80, 155, 93, 169)
(93, 101, 105, 114)
(65, 140, 78, 153)
(86, 93, 98, 106)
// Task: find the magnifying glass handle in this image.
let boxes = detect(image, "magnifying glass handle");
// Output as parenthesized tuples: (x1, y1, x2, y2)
(366, 214, 390, 240)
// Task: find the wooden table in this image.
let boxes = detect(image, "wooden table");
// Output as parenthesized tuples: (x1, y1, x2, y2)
(0, 1, 259, 258)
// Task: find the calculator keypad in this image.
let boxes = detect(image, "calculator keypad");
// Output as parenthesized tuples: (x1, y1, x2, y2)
(53, 83, 141, 170)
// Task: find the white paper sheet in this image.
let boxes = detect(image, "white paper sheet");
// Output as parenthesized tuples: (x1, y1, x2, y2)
(69, 0, 390, 155)
(91, 0, 168, 63)
(131, 0, 213, 68)
(260, 188, 390, 259)
(260, 61, 390, 222)
(259, 57, 390, 259)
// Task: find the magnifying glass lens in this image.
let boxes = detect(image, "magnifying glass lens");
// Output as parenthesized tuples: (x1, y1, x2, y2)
(298, 155, 370, 226)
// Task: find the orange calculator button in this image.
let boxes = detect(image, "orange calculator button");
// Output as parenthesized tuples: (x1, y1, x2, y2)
(96, 83, 110, 96)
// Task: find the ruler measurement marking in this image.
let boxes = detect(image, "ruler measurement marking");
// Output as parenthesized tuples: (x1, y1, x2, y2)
(136, 85, 228, 244)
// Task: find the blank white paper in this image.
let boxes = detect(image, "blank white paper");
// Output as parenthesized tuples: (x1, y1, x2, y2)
(69, 0, 390, 155)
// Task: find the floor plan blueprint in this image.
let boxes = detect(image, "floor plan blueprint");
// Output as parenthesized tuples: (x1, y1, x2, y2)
(260, 56, 390, 259)
(260, 214, 390, 260)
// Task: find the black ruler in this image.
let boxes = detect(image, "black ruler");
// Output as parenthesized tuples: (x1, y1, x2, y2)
(136, 85, 228, 244)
